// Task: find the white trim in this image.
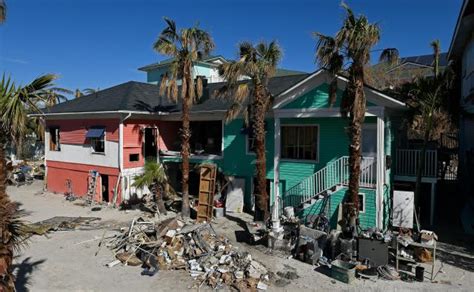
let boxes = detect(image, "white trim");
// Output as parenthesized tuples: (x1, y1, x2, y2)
(273, 69, 325, 107)
(161, 111, 226, 121)
(272, 117, 281, 231)
(358, 193, 366, 214)
(280, 124, 320, 163)
(273, 69, 406, 110)
(376, 115, 385, 229)
(29, 110, 169, 118)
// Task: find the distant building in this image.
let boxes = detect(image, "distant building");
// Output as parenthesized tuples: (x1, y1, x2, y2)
(371, 52, 448, 89)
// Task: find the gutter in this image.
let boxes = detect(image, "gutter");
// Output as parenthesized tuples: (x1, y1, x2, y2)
(28, 110, 170, 118)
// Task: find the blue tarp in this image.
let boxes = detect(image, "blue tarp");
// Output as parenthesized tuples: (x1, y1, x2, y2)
(85, 128, 105, 138)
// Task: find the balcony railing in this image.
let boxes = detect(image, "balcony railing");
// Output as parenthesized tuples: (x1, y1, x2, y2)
(395, 149, 437, 178)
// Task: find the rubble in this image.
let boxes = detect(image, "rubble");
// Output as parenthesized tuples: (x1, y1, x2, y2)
(104, 216, 270, 291)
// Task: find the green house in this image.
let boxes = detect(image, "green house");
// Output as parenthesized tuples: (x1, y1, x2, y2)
(156, 69, 406, 230)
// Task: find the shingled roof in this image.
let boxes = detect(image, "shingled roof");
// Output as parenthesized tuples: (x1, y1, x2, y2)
(44, 74, 310, 114)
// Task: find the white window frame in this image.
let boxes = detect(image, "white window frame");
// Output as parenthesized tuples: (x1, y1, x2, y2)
(358, 192, 366, 213)
(89, 127, 106, 155)
(280, 124, 320, 162)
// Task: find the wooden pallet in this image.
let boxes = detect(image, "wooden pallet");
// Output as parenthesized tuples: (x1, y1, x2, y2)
(196, 164, 217, 223)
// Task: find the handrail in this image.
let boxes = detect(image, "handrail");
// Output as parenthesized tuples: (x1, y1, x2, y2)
(282, 156, 376, 209)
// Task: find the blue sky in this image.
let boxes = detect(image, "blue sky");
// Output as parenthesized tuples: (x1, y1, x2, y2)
(0, 0, 463, 93)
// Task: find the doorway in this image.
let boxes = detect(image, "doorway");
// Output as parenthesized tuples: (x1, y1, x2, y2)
(101, 174, 109, 202)
(144, 128, 158, 162)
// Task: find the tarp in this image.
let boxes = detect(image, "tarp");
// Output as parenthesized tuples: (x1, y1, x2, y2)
(86, 128, 105, 138)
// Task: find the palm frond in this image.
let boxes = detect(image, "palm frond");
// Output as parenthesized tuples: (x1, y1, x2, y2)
(0, 0, 6, 23)
(379, 48, 399, 65)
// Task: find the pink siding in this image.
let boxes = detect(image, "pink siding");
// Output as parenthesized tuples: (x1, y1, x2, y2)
(47, 119, 119, 144)
(123, 119, 159, 168)
(46, 160, 121, 204)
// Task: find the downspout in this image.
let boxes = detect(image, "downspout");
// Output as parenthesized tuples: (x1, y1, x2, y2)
(119, 112, 132, 202)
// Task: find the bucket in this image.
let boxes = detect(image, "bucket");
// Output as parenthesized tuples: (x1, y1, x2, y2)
(214, 207, 225, 218)
(415, 266, 424, 282)
(284, 206, 295, 218)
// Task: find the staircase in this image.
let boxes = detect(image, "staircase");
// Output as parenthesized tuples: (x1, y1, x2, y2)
(282, 156, 376, 213)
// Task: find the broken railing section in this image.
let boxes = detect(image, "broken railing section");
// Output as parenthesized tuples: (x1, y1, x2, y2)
(104, 216, 270, 290)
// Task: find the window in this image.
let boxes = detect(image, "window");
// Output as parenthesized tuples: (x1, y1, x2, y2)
(86, 127, 106, 153)
(358, 193, 366, 213)
(49, 127, 60, 151)
(281, 125, 318, 160)
(129, 153, 139, 162)
(247, 129, 256, 154)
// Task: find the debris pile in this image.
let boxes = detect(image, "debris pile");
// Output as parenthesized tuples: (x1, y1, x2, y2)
(105, 217, 270, 291)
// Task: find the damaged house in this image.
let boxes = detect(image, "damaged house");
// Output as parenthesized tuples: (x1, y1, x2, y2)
(34, 56, 420, 231)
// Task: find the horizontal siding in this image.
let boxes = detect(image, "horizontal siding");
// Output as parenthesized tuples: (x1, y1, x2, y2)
(123, 119, 159, 169)
(301, 187, 377, 230)
(47, 119, 119, 144)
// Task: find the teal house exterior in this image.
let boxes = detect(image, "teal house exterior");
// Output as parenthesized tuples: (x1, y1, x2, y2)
(156, 69, 406, 231)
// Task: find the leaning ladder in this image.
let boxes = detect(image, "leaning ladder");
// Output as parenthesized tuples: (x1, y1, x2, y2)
(86, 170, 99, 205)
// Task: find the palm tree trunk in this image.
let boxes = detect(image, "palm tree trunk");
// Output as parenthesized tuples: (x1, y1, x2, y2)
(0, 140, 16, 291)
(346, 65, 365, 234)
(180, 77, 191, 218)
(15, 135, 23, 160)
(154, 184, 167, 215)
(253, 84, 268, 221)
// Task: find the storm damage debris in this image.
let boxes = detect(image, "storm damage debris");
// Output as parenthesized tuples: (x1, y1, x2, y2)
(25, 216, 102, 235)
(104, 216, 270, 291)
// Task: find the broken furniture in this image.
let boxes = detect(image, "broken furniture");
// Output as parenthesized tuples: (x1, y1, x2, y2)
(197, 164, 217, 222)
(395, 236, 437, 281)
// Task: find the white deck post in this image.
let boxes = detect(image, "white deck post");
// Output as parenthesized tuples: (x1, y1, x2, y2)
(376, 113, 385, 229)
(272, 116, 282, 232)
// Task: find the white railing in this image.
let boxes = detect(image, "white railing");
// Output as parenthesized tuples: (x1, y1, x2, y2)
(395, 149, 438, 178)
(282, 156, 376, 208)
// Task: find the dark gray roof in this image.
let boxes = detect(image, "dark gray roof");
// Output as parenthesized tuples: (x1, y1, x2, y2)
(45, 74, 310, 114)
(398, 52, 449, 67)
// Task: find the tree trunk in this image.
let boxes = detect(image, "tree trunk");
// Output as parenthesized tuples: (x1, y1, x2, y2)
(0, 141, 16, 292)
(15, 135, 23, 160)
(346, 64, 366, 235)
(180, 76, 191, 218)
(253, 84, 269, 221)
(154, 184, 167, 215)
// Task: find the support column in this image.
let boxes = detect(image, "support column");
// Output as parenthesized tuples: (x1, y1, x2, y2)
(272, 117, 282, 232)
(430, 182, 435, 226)
(376, 114, 385, 230)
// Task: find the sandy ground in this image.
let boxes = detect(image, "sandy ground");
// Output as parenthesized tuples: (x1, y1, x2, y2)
(8, 181, 474, 291)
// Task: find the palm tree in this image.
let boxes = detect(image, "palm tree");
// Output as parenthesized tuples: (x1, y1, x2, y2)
(132, 162, 169, 215)
(40, 87, 73, 107)
(74, 88, 98, 99)
(218, 41, 282, 221)
(413, 40, 453, 212)
(0, 73, 56, 291)
(153, 18, 214, 218)
(314, 3, 398, 232)
(0, 0, 6, 24)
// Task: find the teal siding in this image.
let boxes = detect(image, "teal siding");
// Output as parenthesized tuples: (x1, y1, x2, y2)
(282, 83, 375, 109)
(301, 187, 377, 230)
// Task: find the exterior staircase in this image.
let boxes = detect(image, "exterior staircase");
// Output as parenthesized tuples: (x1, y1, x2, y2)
(282, 156, 376, 215)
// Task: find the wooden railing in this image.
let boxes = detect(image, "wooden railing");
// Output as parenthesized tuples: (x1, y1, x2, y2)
(395, 149, 438, 178)
(282, 156, 376, 208)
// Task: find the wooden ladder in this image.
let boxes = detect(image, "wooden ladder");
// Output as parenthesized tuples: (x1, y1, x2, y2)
(197, 164, 217, 223)
(86, 170, 99, 205)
